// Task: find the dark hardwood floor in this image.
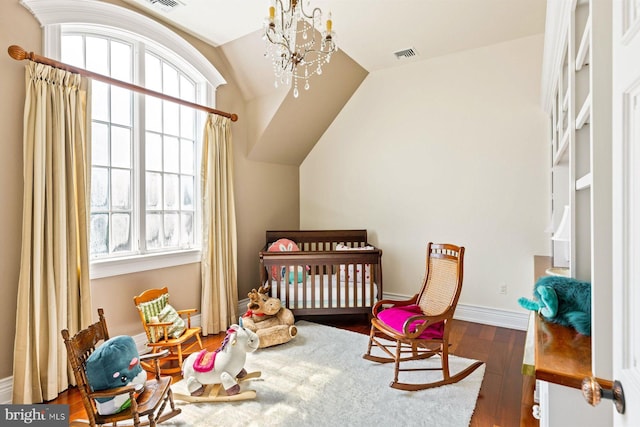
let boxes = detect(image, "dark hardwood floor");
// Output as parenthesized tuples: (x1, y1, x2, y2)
(51, 315, 530, 427)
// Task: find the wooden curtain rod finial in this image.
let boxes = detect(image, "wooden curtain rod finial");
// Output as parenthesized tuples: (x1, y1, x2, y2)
(8, 45, 30, 61)
(230, 113, 238, 122)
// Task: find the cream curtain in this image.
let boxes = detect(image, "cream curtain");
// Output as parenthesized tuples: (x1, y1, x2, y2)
(200, 114, 238, 335)
(12, 62, 93, 403)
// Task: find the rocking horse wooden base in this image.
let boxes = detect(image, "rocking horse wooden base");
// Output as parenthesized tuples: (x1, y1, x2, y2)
(173, 371, 262, 403)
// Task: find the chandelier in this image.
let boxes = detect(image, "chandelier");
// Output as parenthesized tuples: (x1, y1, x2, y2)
(264, 0, 337, 98)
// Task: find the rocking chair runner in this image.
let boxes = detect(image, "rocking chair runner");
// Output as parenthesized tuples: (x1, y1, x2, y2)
(363, 242, 484, 391)
(61, 308, 180, 427)
(134, 287, 203, 375)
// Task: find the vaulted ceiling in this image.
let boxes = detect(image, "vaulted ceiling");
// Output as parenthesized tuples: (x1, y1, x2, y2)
(121, 0, 547, 165)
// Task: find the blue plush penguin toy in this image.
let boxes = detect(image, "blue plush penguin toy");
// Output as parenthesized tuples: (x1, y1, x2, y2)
(518, 276, 591, 336)
(86, 335, 147, 415)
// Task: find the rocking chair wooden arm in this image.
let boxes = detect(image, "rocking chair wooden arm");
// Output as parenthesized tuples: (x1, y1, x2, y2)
(139, 349, 169, 361)
(88, 384, 142, 401)
(146, 321, 173, 328)
(372, 294, 419, 316)
(177, 308, 197, 328)
(140, 349, 169, 379)
(146, 321, 172, 342)
(401, 312, 450, 338)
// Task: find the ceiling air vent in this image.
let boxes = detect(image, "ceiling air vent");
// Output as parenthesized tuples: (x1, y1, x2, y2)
(393, 47, 418, 60)
(145, 0, 185, 13)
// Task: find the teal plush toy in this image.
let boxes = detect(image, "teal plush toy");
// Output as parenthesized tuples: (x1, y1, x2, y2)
(518, 276, 591, 336)
(86, 335, 147, 415)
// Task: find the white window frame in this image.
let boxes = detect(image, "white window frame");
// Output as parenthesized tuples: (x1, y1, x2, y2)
(23, 0, 226, 279)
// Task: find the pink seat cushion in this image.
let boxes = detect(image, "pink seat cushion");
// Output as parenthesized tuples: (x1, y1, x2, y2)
(377, 304, 444, 339)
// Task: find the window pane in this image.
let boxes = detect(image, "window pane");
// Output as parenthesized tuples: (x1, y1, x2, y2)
(146, 213, 163, 249)
(110, 40, 132, 83)
(145, 53, 162, 91)
(92, 122, 109, 166)
(146, 132, 162, 171)
(180, 139, 194, 174)
(163, 101, 179, 136)
(61, 35, 84, 67)
(111, 126, 131, 168)
(180, 75, 195, 102)
(181, 175, 193, 209)
(111, 169, 131, 210)
(90, 214, 109, 255)
(181, 213, 193, 245)
(146, 97, 162, 133)
(163, 62, 179, 97)
(111, 213, 131, 252)
(91, 167, 109, 210)
(92, 81, 109, 122)
(164, 136, 180, 173)
(163, 174, 179, 210)
(111, 86, 132, 126)
(163, 213, 179, 247)
(146, 172, 162, 209)
(86, 37, 108, 75)
(180, 108, 194, 139)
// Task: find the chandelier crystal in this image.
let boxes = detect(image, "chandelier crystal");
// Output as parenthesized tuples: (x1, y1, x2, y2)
(264, 0, 337, 98)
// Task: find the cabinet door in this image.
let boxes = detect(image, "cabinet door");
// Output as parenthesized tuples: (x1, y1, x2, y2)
(612, 1, 640, 425)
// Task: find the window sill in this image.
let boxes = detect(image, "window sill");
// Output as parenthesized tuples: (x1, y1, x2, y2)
(90, 249, 201, 279)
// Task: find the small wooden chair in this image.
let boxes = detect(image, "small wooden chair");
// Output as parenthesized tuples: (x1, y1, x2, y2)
(61, 308, 180, 427)
(134, 287, 203, 375)
(363, 242, 483, 390)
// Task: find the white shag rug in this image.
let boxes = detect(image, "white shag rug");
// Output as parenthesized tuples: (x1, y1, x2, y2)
(166, 321, 485, 427)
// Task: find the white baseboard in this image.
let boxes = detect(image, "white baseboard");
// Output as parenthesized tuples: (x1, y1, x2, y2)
(455, 303, 529, 331)
(0, 376, 12, 404)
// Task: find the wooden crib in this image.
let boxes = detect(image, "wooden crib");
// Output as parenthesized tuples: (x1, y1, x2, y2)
(258, 230, 383, 316)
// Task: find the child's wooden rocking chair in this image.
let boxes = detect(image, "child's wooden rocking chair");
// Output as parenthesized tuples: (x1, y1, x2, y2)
(134, 287, 203, 375)
(61, 308, 180, 426)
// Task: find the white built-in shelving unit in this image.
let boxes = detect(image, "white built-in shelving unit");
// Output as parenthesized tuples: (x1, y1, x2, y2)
(545, 0, 606, 284)
(537, 0, 612, 425)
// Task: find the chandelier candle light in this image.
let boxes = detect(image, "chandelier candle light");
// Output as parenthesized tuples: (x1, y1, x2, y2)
(264, 0, 337, 98)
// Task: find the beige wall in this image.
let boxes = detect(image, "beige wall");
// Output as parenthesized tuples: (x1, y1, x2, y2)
(0, 0, 299, 381)
(301, 35, 550, 312)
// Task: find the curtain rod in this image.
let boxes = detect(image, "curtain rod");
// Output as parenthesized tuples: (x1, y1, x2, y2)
(7, 45, 238, 122)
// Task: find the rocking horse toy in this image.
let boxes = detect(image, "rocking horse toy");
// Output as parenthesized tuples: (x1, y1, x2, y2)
(173, 324, 261, 402)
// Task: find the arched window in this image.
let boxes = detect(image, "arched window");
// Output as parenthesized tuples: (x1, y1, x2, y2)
(23, 0, 226, 278)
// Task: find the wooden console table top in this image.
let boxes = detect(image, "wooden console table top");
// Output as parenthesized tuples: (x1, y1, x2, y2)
(534, 314, 592, 389)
